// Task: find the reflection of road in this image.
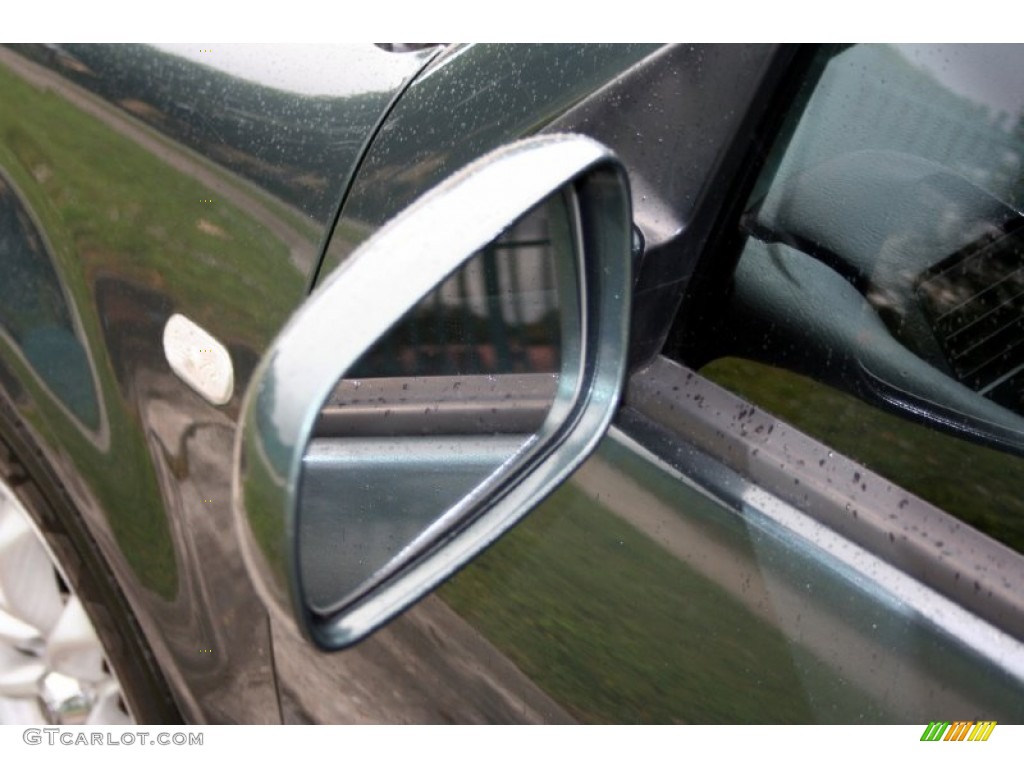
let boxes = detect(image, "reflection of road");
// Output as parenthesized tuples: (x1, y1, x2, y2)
(267, 435, 993, 723)
(578, 439, 992, 719)
(0, 48, 319, 273)
(272, 594, 574, 723)
(135, 368, 280, 723)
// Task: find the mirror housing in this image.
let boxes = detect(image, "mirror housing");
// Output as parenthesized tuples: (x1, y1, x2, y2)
(233, 135, 632, 649)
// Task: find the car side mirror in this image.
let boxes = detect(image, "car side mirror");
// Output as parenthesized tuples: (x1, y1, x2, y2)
(232, 135, 632, 649)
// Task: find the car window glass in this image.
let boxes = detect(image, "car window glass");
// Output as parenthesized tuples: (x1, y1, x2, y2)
(696, 44, 1024, 555)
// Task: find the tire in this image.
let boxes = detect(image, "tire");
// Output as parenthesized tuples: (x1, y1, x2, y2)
(0, 409, 181, 724)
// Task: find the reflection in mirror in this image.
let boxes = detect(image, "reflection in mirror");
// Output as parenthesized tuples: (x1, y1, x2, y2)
(741, 149, 1024, 446)
(298, 190, 577, 614)
(916, 219, 1024, 413)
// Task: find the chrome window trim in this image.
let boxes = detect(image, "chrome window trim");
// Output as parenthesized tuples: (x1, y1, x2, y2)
(622, 357, 1024, 646)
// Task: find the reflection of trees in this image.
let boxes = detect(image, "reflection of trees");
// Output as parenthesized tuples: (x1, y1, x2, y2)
(1008, 113, 1024, 203)
(350, 232, 562, 378)
(0, 173, 98, 427)
(918, 223, 1024, 406)
(349, 190, 567, 378)
(0, 175, 71, 336)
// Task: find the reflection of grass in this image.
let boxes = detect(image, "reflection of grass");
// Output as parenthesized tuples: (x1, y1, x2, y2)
(0, 69, 303, 347)
(242, 425, 288, 585)
(116, 115, 324, 247)
(702, 358, 1024, 554)
(440, 477, 874, 723)
(0, 60, 308, 598)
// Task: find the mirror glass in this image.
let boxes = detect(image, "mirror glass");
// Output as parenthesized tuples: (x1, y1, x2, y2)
(297, 189, 578, 613)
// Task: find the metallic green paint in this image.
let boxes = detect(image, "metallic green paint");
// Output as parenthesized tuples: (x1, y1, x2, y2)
(314, 43, 658, 285)
(0, 43, 432, 722)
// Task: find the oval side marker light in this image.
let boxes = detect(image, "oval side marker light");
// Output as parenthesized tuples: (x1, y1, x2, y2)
(163, 313, 234, 406)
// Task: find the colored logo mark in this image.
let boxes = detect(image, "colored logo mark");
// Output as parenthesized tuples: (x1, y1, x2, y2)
(920, 721, 996, 741)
